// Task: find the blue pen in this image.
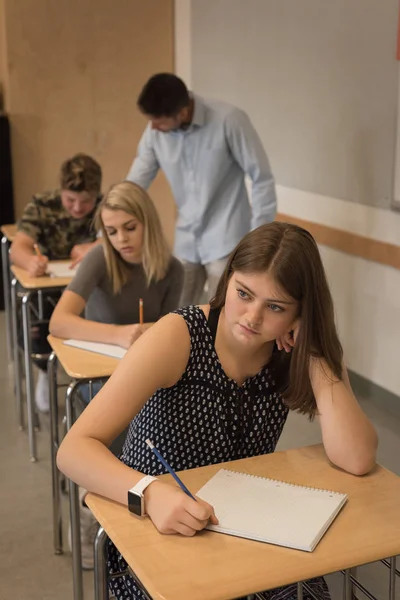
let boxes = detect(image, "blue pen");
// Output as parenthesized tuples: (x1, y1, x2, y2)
(145, 439, 196, 501)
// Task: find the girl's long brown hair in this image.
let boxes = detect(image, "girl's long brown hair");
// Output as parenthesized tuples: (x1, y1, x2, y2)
(210, 222, 343, 419)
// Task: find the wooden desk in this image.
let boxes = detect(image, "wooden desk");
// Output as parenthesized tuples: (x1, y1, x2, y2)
(1, 223, 17, 242)
(47, 334, 120, 379)
(47, 334, 121, 600)
(1, 224, 17, 362)
(10, 262, 73, 461)
(87, 445, 400, 600)
(11, 264, 73, 289)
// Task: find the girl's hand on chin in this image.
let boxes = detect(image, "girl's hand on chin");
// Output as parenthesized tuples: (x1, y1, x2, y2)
(276, 320, 300, 353)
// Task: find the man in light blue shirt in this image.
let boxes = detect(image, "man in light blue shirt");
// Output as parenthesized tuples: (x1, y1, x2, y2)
(127, 73, 276, 305)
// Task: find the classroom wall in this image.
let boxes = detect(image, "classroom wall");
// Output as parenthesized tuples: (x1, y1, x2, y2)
(0, 0, 8, 109)
(191, 0, 399, 211)
(175, 0, 400, 397)
(1, 0, 176, 246)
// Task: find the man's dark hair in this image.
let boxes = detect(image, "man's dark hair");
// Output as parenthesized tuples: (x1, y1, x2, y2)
(137, 73, 190, 118)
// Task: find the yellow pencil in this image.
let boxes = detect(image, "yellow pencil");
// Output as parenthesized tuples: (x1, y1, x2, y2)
(139, 298, 144, 325)
(34, 243, 42, 257)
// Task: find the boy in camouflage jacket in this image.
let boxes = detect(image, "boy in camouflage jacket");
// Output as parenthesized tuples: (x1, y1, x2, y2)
(10, 153, 102, 412)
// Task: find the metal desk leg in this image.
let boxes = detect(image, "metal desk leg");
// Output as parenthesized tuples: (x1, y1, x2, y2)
(21, 292, 37, 462)
(11, 278, 24, 430)
(297, 582, 303, 600)
(389, 556, 397, 600)
(48, 352, 63, 555)
(1, 235, 13, 363)
(37, 289, 44, 320)
(94, 527, 108, 600)
(343, 569, 353, 600)
(66, 380, 84, 600)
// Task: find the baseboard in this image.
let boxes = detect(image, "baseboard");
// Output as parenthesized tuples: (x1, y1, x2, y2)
(349, 370, 400, 420)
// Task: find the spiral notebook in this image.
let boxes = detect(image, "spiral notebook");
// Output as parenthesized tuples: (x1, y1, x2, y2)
(196, 469, 347, 552)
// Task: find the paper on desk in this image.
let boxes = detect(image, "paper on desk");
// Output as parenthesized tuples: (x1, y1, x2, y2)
(63, 339, 127, 359)
(47, 262, 78, 278)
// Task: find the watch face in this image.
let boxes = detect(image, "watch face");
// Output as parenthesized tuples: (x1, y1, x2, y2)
(128, 491, 143, 517)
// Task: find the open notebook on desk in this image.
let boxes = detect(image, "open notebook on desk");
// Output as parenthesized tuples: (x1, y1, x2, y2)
(47, 261, 77, 278)
(63, 339, 127, 359)
(197, 469, 347, 552)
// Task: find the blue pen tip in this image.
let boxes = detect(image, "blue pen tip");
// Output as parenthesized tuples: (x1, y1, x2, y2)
(145, 439, 154, 449)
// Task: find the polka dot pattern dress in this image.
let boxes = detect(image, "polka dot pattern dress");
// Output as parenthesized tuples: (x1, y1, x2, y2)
(107, 306, 329, 600)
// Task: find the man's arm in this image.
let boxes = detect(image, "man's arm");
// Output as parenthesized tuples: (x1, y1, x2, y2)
(126, 124, 160, 190)
(225, 109, 277, 228)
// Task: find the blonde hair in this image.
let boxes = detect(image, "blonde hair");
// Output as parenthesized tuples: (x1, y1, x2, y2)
(95, 181, 171, 294)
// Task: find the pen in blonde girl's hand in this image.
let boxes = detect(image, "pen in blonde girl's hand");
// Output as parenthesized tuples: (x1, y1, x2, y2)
(139, 298, 144, 326)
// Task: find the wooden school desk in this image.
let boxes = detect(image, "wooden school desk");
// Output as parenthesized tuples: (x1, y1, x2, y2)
(10, 264, 73, 461)
(47, 334, 121, 600)
(1, 223, 17, 362)
(86, 444, 400, 600)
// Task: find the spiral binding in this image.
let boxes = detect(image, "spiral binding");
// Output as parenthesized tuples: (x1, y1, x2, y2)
(220, 468, 344, 496)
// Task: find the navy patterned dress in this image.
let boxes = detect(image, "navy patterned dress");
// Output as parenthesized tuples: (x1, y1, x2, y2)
(107, 306, 329, 600)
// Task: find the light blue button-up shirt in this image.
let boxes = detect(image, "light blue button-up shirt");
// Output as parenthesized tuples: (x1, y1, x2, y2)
(127, 94, 276, 264)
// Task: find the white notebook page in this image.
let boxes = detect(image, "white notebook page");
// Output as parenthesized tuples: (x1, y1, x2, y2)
(197, 469, 347, 552)
(63, 339, 127, 359)
(47, 261, 77, 278)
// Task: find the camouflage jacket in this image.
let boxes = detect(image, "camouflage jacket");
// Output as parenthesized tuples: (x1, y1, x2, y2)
(18, 190, 102, 260)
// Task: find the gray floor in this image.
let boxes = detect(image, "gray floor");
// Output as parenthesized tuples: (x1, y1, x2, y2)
(0, 310, 399, 600)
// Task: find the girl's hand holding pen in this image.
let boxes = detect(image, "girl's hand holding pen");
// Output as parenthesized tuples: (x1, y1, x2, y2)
(115, 324, 145, 349)
(144, 479, 218, 536)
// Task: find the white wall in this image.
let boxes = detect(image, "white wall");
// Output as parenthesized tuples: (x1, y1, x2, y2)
(279, 187, 400, 395)
(175, 0, 400, 396)
(190, 0, 398, 210)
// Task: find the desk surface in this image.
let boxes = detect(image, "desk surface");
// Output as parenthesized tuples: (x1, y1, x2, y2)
(86, 444, 400, 600)
(11, 263, 73, 289)
(48, 334, 121, 379)
(1, 223, 17, 242)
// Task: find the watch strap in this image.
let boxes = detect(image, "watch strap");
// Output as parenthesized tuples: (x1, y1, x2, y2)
(129, 475, 158, 496)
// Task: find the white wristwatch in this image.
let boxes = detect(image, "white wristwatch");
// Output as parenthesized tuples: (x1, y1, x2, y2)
(127, 475, 158, 517)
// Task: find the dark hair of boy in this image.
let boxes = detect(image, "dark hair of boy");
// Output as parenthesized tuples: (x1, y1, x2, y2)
(60, 153, 102, 195)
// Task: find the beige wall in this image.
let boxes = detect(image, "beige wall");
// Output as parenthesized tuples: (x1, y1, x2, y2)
(2, 0, 176, 246)
(0, 0, 9, 109)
